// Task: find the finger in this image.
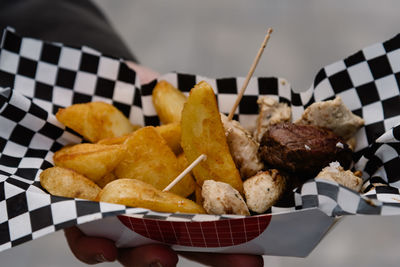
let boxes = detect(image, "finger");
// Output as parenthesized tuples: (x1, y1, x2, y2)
(64, 226, 118, 264)
(118, 244, 178, 267)
(125, 61, 160, 85)
(179, 252, 264, 267)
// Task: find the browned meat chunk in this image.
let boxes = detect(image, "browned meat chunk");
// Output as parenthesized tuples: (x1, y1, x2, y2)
(259, 123, 352, 177)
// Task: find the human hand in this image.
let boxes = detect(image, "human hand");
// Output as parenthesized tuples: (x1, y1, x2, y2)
(125, 61, 160, 85)
(64, 226, 178, 266)
(64, 226, 263, 267)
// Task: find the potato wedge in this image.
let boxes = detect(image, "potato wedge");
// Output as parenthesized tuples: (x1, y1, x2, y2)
(40, 167, 101, 201)
(100, 123, 183, 156)
(155, 122, 182, 155)
(56, 102, 137, 142)
(53, 143, 126, 182)
(152, 80, 187, 124)
(175, 153, 196, 197)
(194, 183, 203, 205)
(114, 126, 192, 197)
(181, 81, 243, 193)
(98, 178, 205, 214)
(97, 132, 134, 145)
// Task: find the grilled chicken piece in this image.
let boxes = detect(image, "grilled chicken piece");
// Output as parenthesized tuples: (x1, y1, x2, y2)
(202, 180, 250, 215)
(243, 169, 286, 213)
(221, 114, 264, 179)
(316, 162, 363, 192)
(295, 96, 364, 140)
(254, 96, 291, 143)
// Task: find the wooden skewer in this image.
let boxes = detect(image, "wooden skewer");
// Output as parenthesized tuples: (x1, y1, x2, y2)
(163, 154, 207, 192)
(227, 28, 273, 121)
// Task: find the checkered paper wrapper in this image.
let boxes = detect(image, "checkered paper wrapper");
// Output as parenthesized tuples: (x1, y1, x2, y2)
(0, 27, 400, 252)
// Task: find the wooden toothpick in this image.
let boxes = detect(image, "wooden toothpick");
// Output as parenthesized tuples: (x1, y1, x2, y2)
(227, 28, 273, 121)
(163, 154, 207, 192)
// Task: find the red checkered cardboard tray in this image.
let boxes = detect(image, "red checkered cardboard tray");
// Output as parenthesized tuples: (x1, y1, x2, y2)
(1, 27, 400, 256)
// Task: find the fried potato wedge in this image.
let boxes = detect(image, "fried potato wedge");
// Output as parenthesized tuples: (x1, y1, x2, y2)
(40, 167, 101, 201)
(114, 126, 192, 197)
(181, 81, 243, 193)
(97, 132, 134, 145)
(175, 153, 196, 197)
(56, 102, 138, 142)
(53, 143, 126, 182)
(152, 80, 187, 124)
(155, 122, 182, 155)
(99, 123, 182, 156)
(98, 178, 205, 214)
(194, 183, 203, 205)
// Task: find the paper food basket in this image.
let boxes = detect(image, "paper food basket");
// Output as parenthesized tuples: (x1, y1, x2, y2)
(1, 27, 400, 257)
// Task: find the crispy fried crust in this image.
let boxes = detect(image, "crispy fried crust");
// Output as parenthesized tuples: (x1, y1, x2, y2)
(181, 81, 243, 193)
(53, 143, 126, 182)
(152, 80, 187, 124)
(98, 178, 205, 214)
(40, 167, 101, 201)
(114, 126, 193, 197)
(56, 102, 136, 142)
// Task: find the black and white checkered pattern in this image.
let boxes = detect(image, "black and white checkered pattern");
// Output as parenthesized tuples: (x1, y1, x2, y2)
(0, 86, 147, 251)
(0, 27, 144, 125)
(294, 33, 400, 216)
(1, 26, 400, 251)
(307, 34, 400, 154)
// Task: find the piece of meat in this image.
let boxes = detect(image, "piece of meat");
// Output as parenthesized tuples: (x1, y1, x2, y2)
(243, 169, 286, 213)
(254, 96, 292, 142)
(316, 162, 363, 192)
(295, 96, 364, 140)
(220, 114, 264, 179)
(259, 123, 353, 177)
(202, 180, 250, 215)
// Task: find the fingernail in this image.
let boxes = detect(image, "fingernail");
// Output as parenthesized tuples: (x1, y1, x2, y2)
(94, 254, 108, 263)
(149, 261, 163, 267)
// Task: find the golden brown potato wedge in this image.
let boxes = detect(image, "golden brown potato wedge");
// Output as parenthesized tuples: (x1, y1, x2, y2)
(53, 143, 126, 182)
(56, 102, 138, 142)
(181, 81, 243, 193)
(114, 126, 192, 197)
(40, 167, 101, 201)
(155, 122, 182, 155)
(100, 123, 182, 156)
(194, 183, 203, 206)
(152, 80, 187, 124)
(174, 153, 196, 197)
(98, 179, 205, 214)
(97, 132, 134, 145)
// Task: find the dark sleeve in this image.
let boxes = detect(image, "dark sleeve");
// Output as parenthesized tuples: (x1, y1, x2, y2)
(0, 0, 137, 62)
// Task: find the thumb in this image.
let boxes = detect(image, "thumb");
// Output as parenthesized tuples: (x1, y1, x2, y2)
(125, 61, 160, 85)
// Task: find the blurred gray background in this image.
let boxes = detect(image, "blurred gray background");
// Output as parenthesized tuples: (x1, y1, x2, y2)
(1, 0, 400, 266)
